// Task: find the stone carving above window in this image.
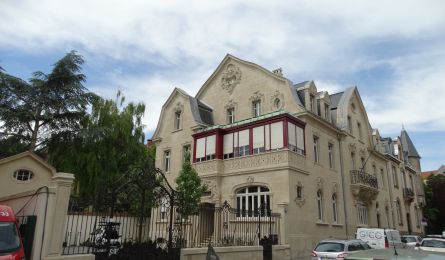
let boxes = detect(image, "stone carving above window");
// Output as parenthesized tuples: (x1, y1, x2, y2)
(249, 91, 264, 103)
(224, 99, 238, 110)
(247, 176, 255, 183)
(202, 179, 218, 200)
(348, 143, 357, 152)
(270, 90, 284, 110)
(221, 64, 241, 94)
(316, 177, 324, 190)
(174, 102, 183, 113)
(332, 182, 339, 194)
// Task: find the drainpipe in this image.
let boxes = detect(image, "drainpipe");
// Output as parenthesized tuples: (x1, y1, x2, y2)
(338, 133, 349, 238)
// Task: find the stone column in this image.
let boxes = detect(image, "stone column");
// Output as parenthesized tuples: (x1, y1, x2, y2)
(43, 172, 74, 257)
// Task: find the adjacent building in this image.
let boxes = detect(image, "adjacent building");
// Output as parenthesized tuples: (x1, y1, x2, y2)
(151, 54, 425, 258)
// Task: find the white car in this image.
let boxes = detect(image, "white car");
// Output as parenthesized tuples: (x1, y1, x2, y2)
(402, 235, 423, 247)
(311, 239, 372, 260)
(417, 238, 445, 253)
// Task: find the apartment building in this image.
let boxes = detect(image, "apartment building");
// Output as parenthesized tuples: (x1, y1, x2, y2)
(151, 54, 424, 258)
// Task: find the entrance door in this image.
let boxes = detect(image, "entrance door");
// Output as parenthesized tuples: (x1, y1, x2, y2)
(199, 203, 215, 245)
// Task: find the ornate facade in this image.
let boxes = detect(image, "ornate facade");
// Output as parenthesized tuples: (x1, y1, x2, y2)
(151, 54, 425, 258)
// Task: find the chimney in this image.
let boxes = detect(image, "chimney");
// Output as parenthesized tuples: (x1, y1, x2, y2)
(272, 68, 283, 77)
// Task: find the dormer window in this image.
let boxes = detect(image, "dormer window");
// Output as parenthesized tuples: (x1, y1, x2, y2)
(324, 104, 330, 121)
(174, 111, 182, 130)
(13, 169, 34, 181)
(310, 94, 315, 113)
(252, 100, 261, 117)
(227, 108, 235, 124)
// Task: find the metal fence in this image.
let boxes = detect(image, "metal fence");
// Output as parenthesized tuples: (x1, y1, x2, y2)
(350, 170, 378, 189)
(62, 201, 280, 258)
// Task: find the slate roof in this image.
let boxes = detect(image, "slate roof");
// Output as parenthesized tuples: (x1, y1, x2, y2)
(189, 97, 214, 126)
(400, 129, 421, 158)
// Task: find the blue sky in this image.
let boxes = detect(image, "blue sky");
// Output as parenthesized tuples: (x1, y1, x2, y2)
(1, 0, 444, 171)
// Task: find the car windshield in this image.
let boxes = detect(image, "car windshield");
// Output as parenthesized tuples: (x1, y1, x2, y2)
(315, 242, 345, 252)
(404, 237, 417, 242)
(0, 222, 21, 253)
(422, 240, 445, 248)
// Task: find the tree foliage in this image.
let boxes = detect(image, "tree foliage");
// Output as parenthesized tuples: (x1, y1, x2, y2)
(48, 91, 148, 204)
(175, 152, 206, 218)
(424, 174, 445, 234)
(0, 51, 94, 153)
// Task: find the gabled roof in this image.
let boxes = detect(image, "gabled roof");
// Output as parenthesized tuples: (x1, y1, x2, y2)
(400, 129, 420, 158)
(0, 151, 56, 173)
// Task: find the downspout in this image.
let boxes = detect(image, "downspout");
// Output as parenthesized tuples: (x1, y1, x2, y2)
(338, 133, 349, 238)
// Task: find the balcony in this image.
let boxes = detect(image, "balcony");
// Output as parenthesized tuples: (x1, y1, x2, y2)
(193, 149, 307, 177)
(403, 187, 415, 202)
(350, 170, 379, 203)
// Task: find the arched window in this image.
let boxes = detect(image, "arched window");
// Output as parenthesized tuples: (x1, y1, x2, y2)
(317, 190, 323, 221)
(13, 169, 34, 182)
(332, 194, 338, 223)
(236, 186, 270, 217)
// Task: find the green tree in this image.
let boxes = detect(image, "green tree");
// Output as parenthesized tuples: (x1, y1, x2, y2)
(0, 51, 94, 154)
(175, 152, 206, 218)
(48, 91, 148, 205)
(424, 174, 445, 234)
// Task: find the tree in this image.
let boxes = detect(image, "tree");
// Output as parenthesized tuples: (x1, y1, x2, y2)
(0, 51, 94, 153)
(48, 91, 148, 204)
(175, 152, 207, 218)
(424, 174, 445, 234)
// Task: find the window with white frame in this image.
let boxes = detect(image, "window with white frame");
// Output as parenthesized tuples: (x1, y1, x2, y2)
(236, 186, 270, 217)
(317, 190, 323, 221)
(313, 136, 319, 163)
(164, 150, 171, 172)
(357, 202, 368, 225)
(237, 129, 250, 156)
(328, 143, 334, 169)
(252, 100, 261, 117)
(393, 144, 399, 156)
(332, 193, 338, 223)
(174, 111, 182, 130)
(195, 135, 216, 162)
(13, 169, 34, 181)
(288, 122, 305, 155)
(253, 125, 265, 154)
(227, 108, 235, 124)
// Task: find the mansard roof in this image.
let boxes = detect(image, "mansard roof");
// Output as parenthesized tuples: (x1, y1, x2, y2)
(400, 129, 421, 158)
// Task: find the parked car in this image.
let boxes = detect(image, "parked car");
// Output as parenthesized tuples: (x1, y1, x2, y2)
(345, 248, 445, 259)
(311, 239, 371, 260)
(356, 228, 403, 249)
(416, 238, 445, 253)
(401, 235, 423, 247)
(0, 205, 25, 260)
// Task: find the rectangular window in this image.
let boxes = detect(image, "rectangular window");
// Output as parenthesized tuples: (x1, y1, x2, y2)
(253, 126, 265, 154)
(270, 122, 284, 150)
(348, 116, 353, 134)
(195, 135, 216, 162)
(394, 144, 399, 156)
(317, 99, 321, 116)
(288, 122, 305, 155)
(227, 108, 235, 124)
(223, 133, 234, 159)
(357, 203, 368, 225)
(237, 129, 250, 156)
(252, 100, 261, 117)
(164, 150, 171, 172)
(310, 94, 315, 113)
(313, 136, 319, 163)
(392, 165, 398, 187)
(328, 143, 334, 169)
(324, 104, 330, 121)
(182, 145, 191, 162)
(175, 111, 181, 130)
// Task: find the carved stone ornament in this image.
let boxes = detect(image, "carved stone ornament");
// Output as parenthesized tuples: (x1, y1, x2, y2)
(247, 176, 255, 183)
(348, 143, 357, 152)
(224, 99, 238, 110)
(359, 148, 367, 158)
(332, 182, 339, 194)
(350, 185, 378, 204)
(221, 64, 241, 94)
(249, 91, 265, 103)
(270, 90, 285, 110)
(174, 102, 183, 113)
(316, 177, 324, 190)
(202, 179, 218, 200)
(294, 182, 305, 207)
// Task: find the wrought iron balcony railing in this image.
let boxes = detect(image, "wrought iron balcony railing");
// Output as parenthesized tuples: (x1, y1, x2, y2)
(350, 170, 378, 189)
(403, 187, 415, 199)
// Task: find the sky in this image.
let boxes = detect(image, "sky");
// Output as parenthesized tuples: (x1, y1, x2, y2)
(1, 0, 444, 171)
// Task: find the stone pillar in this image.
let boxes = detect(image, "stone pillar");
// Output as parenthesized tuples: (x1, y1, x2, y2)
(276, 203, 288, 244)
(43, 172, 74, 258)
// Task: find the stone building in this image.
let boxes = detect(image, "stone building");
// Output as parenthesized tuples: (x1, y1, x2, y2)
(151, 54, 425, 258)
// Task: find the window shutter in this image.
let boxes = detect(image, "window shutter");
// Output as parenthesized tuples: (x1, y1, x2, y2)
(206, 135, 216, 155)
(270, 122, 283, 149)
(238, 129, 249, 147)
(196, 138, 205, 158)
(253, 126, 265, 149)
(296, 126, 305, 151)
(223, 133, 234, 154)
(288, 123, 296, 146)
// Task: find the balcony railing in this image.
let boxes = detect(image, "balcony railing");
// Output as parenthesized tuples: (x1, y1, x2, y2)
(403, 187, 415, 201)
(350, 170, 378, 189)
